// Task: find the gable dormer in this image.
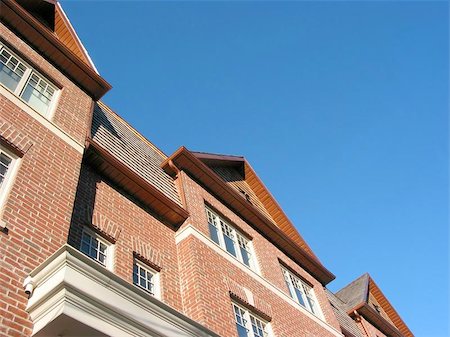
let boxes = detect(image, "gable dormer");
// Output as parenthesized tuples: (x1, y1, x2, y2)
(335, 274, 414, 337)
(1, 0, 110, 99)
(162, 147, 335, 285)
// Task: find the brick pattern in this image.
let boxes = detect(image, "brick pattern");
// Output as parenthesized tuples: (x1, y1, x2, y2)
(132, 236, 163, 270)
(89, 211, 122, 242)
(0, 118, 33, 156)
(68, 163, 184, 312)
(0, 24, 92, 337)
(225, 277, 273, 320)
(180, 171, 341, 333)
(0, 23, 93, 145)
(0, 13, 349, 337)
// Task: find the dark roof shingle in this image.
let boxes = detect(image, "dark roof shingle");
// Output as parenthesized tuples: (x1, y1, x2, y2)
(91, 102, 182, 206)
(326, 289, 364, 337)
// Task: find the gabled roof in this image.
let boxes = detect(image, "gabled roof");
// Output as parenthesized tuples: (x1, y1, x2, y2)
(1, 0, 110, 99)
(192, 151, 317, 259)
(14, 0, 98, 71)
(162, 148, 335, 285)
(326, 289, 364, 337)
(335, 274, 414, 337)
(54, 2, 98, 72)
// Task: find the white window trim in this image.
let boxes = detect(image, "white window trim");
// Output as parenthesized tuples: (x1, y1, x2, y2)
(205, 207, 259, 273)
(0, 144, 21, 219)
(133, 258, 161, 300)
(232, 302, 272, 337)
(80, 227, 114, 270)
(281, 266, 323, 318)
(0, 42, 60, 119)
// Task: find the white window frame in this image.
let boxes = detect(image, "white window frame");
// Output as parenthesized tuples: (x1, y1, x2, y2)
(232, 302, 272, 337)
(0, 42, 59, 119)
(132, 259, 161, 299)
(205, 207, 258, 272)
(0, 145, 20, 217)
(80, 227, 114, 270)
(281, 266, 322, 317)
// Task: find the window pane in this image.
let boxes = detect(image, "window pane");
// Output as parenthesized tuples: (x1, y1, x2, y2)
(21, 82, 52, 115)
(224, 235, 237, 257)
(307, 297, 317, 314)
(240, 247, 251, 267)
(295, 287, 306, 307)
(236, 324, 249, 337)
(80, 241, 90, 255)
(208, 222, 220, 245)
(0, 152, 12, 187)
(20, 73, 55, 116)
(0, 50, 24, 92)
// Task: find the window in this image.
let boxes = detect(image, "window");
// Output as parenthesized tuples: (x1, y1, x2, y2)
(80, 227, 113, 269)
(282, 267, 320, 316)
(205, 207, 256, 270)
(233, 303, 271, 337)
(133, 259, 160, 298)
(0, 145, 19, 211)
(0, 43, 58, 116)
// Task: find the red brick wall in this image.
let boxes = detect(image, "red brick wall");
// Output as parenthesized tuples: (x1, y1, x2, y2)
(0, 23, 93, 145)
(0, 25, 92, 337)
(68, 163, 184, 312)
(177, 171, 342, 336)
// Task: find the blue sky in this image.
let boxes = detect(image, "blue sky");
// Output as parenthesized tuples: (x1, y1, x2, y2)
(62, 1, 448, 336)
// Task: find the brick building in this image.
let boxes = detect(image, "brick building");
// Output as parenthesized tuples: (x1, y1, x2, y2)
(0, 1, 413, 337)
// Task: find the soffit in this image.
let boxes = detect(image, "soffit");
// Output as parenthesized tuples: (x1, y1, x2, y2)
(162, 147, 335, 285)
(0, 0, 110, 99)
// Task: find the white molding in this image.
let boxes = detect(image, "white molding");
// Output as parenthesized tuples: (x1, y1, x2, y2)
(0, 145, 22, 219)
(0, 86, 84, 154)
(175, 225, 344, 337)
(25, 245, 220, 337)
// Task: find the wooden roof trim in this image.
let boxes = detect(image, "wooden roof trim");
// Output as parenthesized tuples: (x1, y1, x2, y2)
(1, 0, 111, 100)
(350, 303, 404, 337)
(368, 277, 414, 337)
(55, 2, 98, 72)
(243, 161, 318, 259)
(162, 147, 335, 285)
(87, 140, 189, 226)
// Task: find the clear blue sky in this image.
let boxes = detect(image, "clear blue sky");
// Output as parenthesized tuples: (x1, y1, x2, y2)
(62, 1, 448, 336)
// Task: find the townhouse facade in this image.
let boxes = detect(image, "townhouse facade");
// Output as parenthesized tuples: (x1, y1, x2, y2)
(0, 1, 413, 337)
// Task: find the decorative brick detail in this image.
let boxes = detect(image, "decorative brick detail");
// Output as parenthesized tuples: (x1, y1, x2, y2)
(87, 210, 121, 242)
(225, 277, 273, 320)
(132, 236, 163, 270)
(0, 118, 33, 156)
(225, 277, 248, 303)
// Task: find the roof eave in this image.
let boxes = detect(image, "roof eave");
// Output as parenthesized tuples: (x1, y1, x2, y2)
(1, 0, 111, 100)
(86, 140, 189, 227)
(350, 303, 405, 337)
(162, 147, 335, 285)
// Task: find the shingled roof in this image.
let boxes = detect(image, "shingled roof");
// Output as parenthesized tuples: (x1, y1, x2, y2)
(91, 102, 182, 207)
(335, 274, 414, 337)
(335, 273, 370, 312)
(326, 289, 364, 337)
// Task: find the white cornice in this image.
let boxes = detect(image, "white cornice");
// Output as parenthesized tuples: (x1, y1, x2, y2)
(25, 245, 220, 337)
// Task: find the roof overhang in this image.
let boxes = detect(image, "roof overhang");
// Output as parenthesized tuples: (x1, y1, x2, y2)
(0, 0, 111, 100)
(162, 147, 335, 285)
(85, 140, 189, 227)
(350, 303, 404, 337)
(24, 244, 220, 337)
